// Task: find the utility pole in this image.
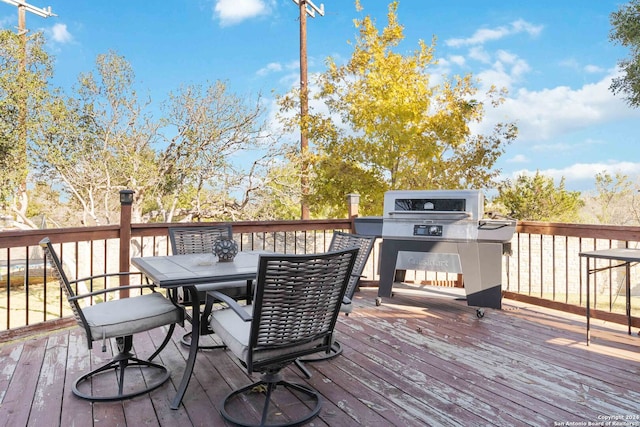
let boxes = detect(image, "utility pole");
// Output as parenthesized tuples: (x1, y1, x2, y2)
(1, 0, 55, 218)
(291, 0, 324, 220)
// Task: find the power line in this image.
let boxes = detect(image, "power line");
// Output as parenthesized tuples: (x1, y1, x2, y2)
(1, 0, 56, 19)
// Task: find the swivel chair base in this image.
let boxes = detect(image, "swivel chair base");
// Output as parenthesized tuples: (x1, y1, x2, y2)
(73, 333, 173, 402)
(297, 341, 342, 363)
(294, 341, 343, 379)
(220, 372, 321, 427)
(180, 330, 227, 350)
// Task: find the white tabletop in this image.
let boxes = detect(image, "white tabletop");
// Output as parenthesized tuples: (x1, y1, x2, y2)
(579, 247, 640, 263)
(131, 251, 263, 288)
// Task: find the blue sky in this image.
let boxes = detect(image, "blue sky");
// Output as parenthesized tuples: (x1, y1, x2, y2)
(2, 0, 639, 193)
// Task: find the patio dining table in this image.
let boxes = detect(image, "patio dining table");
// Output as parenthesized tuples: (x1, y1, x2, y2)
(579, 247, 640, 345)
(131, 251, 263, 409)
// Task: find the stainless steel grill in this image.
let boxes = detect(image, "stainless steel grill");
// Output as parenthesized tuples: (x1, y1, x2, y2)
(377, 190, 516, 314)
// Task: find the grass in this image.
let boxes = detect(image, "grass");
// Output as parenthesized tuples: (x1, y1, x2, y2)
(0, 282, 72, 330)
(0, 277, 146, 331)
(527, 291, 640, 316)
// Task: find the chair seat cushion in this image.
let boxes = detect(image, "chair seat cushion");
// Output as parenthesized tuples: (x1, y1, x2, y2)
(209, 304, 253, 360)
(210, 304, 327, 367)
(82, 292, 182, 341)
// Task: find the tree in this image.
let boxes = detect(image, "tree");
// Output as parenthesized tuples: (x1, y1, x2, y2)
(156, 81, 274, 222)
(245, 156, 303, 220)
(0, 29, 53, 223)
(31, 52, 159, 225)
(31, 51, 275, 225)
(278, 1, 517, 217)
(493, 172, 584, 222)
(582, 172, 640, 225)
(609, 0, 640, 107)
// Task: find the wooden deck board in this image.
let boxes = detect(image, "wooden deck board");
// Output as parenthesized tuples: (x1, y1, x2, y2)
(26, 333, 67, 427)
(1, 284, 639, 427)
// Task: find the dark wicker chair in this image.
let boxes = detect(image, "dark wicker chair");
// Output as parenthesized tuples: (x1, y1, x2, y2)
(168, 226, 251, 349)
(39, 237, 183, 402)
(296, 231, 376, 371)
(208, 248, 358, 427)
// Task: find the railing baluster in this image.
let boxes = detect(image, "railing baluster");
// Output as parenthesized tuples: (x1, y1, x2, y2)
(2, 219, 639, 335)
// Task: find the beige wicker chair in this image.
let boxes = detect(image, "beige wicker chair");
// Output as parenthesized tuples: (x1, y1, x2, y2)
(39, 237, 183, 402)
(168, 226, 250, 349)
(208, 248, 358, 427)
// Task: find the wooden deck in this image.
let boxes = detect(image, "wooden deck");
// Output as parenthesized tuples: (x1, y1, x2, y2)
(1, 284, 639, 427)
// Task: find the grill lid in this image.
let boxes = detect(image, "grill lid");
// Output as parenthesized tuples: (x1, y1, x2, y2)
(381, 189, 515, 242)
(384, 190, 483, 221)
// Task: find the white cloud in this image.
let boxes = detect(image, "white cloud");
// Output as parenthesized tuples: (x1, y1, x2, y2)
(257, 62, 283, 76)
(468, 46, 491, 63)
(50, 23, 72, 44)
(511, 19, 543, 37)
(495, 50, 517, 64)
(507, 162, 640, 189)
(560, 59, 605, 74)
(448, 55, 466, 67)
(477, 70, 640, 142)
(584, 64, 605, 74)
(553, 162, 640, 181)
(507, 154, 528, 163)
(471, 51, 530, 93)
(214, 0, 271, 26)
(531, 141, 575, 152)
(445, 19, 543, 48)
(494, 50, 530, 82)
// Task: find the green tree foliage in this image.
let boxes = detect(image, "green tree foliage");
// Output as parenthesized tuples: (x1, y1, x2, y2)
(494, 172, 584, 222)
(583, 172, 640, 225)
(278, 1, 517, 217)
(30, 52, 273, 225)
(31, 51, 158, 224)
(157, 81, 273, 222)
(610, 0, 640, 107)
(246, 155, 302, 220)
(0, 30, 53, 218)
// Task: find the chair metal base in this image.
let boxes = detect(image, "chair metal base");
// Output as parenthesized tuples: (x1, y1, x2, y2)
(294, 341, 343, 379)
(73, 335, 172, 402)
(180, 330, 227, 350)
(297, 341, 343, 363)
(220, 373, 321, 427)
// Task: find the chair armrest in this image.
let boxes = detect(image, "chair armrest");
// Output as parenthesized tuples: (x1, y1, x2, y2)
(207, 290, 252, 322)
(68, 284, 158, 302)
(67, 272, 155, 301)
(68, 271, 146, 286)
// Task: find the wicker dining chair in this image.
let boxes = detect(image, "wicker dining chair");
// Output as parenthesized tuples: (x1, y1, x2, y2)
(208, 248, 358, 427)
(296, 231, 376, 372)
(168, 226, 251, 349)
(39, 237, 183, 402)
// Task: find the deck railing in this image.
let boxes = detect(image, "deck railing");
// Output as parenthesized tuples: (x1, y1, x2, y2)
(0, 218, 356, 335)
(1, 215, 639, 339)
(504, 221, 640, 328)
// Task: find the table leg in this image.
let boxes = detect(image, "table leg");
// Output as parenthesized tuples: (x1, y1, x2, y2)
(246, 279, 252, 304)
(171, 286, 201, 409)
(626, 262, 632, 335)
(586, 258, 591, 346)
